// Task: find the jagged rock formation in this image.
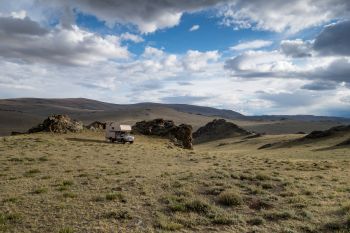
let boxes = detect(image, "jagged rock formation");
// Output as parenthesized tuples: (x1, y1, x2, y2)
(86, 121, 106, 130)
(28, 115, 83, 134)
(132, 119, 193, 149)
(193, 119, 250, 144)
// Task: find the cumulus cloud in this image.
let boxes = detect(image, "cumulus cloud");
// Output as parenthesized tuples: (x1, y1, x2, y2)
(0, 16, 129, 66)
(230, 40, 272, 51)
(0, 15, 48, 36)
(189, 24, 200, 31)
(224, 50, 295, 78)
(314, 20, 350, 56)
(219, 0, 350, 33)
(280, 39, 312, 58)
(182, 50, 219, 72)
(120, 32, 144, 43)
(34, 0, 224, 33)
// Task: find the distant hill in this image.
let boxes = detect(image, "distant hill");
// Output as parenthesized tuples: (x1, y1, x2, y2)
(0, 98, 349, 136)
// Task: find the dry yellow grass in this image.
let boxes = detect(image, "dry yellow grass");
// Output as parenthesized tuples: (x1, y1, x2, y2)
(0, 131, 349, 232)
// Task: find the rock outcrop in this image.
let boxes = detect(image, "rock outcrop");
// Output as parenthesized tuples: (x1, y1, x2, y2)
(193, 119, 250, 144)
(86, 121, 106, 130)
(132, 119, 193, 149)
(28, 115, 83, 134)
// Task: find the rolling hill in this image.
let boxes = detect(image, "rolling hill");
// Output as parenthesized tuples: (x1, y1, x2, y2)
(0, 98, 349, 136)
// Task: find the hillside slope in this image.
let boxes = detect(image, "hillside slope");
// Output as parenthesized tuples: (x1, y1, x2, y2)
(0, 98, 349, 136)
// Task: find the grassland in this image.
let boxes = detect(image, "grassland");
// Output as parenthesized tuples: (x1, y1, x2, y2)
(0, 131, 349, 232)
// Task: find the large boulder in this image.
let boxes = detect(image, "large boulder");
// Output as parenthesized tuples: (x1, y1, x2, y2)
(132, 119, 193, 149)
(86, 121, 106, 130)
(193, 119, 250, 144)
(28, 115, 83, 134)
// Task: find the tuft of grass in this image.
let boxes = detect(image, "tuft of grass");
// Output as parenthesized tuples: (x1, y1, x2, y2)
(103, 210, 132, 220)
(32, 187, 48, 194)
(247, 217, 265, 226)
(58, 227, 75, 233)
(24, 169, 40, 177)
(105, 192, 126, 202)
(8, 158, 23, 162)
(92, 196, 105, 202)
(184, 199, 211, 214)
(264, 210, 294, 221)
(0, 212, 21, 228)
(255, 173, 271, 181)
(38, 156, 49, 162)
(217, 190, 243, 207)
(62, 180, 74, 186)
(211, 213, 237, 225)
(2, 197, 19, 203)
(156, 214, 183, 231)
(63, 192, 77, 198)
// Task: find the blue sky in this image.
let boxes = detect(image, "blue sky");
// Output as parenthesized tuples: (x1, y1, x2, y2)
(0, 0, 349, 117)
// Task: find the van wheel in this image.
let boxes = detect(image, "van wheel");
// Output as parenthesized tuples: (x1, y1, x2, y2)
(129, 141, 134, 144)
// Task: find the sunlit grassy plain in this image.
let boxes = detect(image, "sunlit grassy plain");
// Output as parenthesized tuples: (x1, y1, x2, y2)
(1, 131, 349, 232)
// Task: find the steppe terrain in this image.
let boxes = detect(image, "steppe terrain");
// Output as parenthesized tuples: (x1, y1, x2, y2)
(1, 98, 349, 136)
(1, 130, 349, 233)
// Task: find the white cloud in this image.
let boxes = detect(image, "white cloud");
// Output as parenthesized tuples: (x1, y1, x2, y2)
(230, 40, 273, 51)
(28, 0, 224, 33)
(10, 10, 27, 19)
(182, 50, 220, 71)
(219, 0, 350, 33)
(189, 24, 200, 31)
(120, 32, 144, 43)
(0, 15, 129, 66)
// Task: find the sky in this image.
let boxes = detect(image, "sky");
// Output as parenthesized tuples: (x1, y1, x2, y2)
(0, 0, 350, 117)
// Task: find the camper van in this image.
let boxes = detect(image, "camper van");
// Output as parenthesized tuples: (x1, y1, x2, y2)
(105, 122, 134, 144)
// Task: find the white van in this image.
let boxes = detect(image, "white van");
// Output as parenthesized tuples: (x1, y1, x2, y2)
(105, 122, 134, 144)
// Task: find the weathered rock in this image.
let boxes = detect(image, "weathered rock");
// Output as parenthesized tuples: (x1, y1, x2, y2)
(132, 119, 193, 149)
(28, 115, 83, 134)
(193, 119, 250, 144)
(86, 121, 106, 130)
(170, 124, 193, 149)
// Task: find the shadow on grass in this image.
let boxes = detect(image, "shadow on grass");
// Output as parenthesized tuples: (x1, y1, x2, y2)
(66, 138, 110, 144)
(312, 145, 347, 152)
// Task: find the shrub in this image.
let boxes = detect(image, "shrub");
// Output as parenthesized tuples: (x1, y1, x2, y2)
(217, 190, 243, 206)
(185, 199, 211, 214)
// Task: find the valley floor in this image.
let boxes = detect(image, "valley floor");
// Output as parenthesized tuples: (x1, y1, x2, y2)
(0, 131, 349, 232)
